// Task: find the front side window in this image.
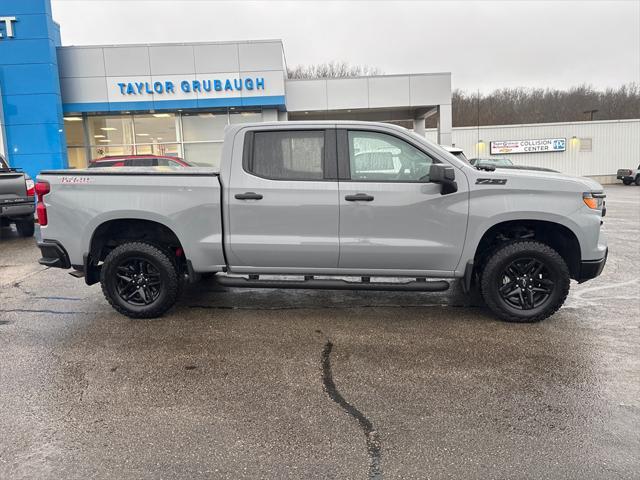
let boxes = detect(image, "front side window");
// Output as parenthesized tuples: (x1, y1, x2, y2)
(348, 131, 434, 182)
(249, 130, 324, 180)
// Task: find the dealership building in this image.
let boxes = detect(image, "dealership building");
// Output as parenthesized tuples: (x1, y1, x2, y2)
(1, 0, 638, 182)
(0, 0, 453, 180)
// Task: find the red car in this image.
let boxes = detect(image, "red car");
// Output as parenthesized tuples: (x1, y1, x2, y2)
(88, 155, 192, 168)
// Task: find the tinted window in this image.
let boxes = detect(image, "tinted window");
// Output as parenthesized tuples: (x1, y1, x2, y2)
(127, 158, 155, 167)
(156, 158, 187, 167)
(250, 131, 324, 180)
(348, 131, 434, 182)
(89, 160, 120, 168)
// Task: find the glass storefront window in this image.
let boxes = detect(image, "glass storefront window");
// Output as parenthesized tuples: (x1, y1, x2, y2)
(88, 115, 134, 145)
(133, 114, 178, 143)
(67, 147, 87, 169)
(182, 112, 228, 142)
(64, 117, 85, 146)
(135, 143, 182, 157)
(229, 110, 262, 124)
(183, 142, 223, 168)
(91, 145, 135, 160)
(72, 109, 263, 168)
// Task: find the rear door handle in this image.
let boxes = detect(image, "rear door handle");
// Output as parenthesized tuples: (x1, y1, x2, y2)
(235, 192, 263, 200)
(345, 193, 374, 202)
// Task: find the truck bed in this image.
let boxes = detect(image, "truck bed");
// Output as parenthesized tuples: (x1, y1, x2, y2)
(37, 167, 226, 272)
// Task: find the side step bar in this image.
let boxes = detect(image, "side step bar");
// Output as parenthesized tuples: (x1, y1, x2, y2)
(215, 275, 450, 292)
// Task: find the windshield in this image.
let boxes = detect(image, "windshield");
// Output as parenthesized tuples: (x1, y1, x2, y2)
(405, 131, 468, 167)
(453, 151, 470, 164)
(476, 158, 514, 167)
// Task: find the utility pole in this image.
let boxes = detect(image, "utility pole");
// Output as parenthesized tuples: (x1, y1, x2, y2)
(477, 89, 481, 145)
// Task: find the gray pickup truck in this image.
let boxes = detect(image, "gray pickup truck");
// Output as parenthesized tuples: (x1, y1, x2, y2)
(36, 121, 608, 322)
(0, 154, 36, 237)
(616, 165, 640, 185)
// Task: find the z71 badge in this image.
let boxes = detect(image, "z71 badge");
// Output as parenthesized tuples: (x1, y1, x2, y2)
(476, 178, 508, 185)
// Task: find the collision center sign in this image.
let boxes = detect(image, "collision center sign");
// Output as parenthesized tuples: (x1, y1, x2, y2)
(490, 138, 566, 155)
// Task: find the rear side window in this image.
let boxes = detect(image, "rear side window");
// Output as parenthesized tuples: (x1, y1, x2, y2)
(156, 158, 186, 167)
(89, 160, 120, 168)
(249, 131, 325, 180)
(127, 158, 155, 167)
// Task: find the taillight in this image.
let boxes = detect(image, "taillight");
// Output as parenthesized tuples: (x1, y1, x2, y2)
(35, 181, 50, 226)
(25, 178, 35, 197)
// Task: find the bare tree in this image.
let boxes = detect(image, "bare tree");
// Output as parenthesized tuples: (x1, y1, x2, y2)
(287, 61, 382, 79)
(442, 83, 640, 127)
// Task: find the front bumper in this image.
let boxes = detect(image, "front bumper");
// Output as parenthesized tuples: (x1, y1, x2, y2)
(37, 239, 71, 269)
(577, 248, 608, 283)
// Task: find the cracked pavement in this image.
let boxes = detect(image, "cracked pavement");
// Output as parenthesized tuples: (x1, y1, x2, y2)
(0, 184, 638, 479)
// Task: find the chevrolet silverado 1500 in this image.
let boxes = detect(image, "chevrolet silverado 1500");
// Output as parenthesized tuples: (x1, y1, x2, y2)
(36, 121, 608, 322)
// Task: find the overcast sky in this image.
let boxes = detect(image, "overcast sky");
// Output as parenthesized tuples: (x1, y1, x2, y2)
(51, 0, 640, 93)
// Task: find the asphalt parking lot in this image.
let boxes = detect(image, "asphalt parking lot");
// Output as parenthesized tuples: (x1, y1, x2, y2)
(0, 184, 638, 479)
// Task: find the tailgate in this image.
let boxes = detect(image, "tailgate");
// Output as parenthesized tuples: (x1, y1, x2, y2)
(0, 171, 29, 206)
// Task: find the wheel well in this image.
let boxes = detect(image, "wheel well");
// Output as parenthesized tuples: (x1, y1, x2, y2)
(474, 220, 581, 279)
(87, 219, 186, 283)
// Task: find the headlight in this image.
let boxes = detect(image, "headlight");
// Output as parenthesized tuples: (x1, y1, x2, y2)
(583, 192, 605, 211)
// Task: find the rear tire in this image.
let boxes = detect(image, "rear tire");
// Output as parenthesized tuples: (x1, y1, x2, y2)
(15, 217, 35, 237)
(480, 240, 570, 323)
(100, 242, 180, 318)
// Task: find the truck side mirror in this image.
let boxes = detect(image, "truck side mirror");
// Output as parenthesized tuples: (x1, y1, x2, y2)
(429, 163, 458, 195)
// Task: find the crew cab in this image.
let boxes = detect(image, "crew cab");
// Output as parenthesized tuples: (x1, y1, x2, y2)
(36, 121, 608, 322)
(0, 154, 35, 237)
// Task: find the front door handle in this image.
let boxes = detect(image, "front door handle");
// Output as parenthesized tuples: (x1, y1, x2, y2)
(345, 193, 374, 202)
(235, 192, 263, 200)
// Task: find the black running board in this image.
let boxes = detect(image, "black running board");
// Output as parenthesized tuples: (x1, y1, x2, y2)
(215, 275, 450, 292)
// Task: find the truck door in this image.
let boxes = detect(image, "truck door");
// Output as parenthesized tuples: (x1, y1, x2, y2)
(226, 128, 340, 272)
(337, 128, 468, 274)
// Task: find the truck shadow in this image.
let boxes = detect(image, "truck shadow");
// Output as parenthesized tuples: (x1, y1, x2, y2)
(180, 276, 487, 314)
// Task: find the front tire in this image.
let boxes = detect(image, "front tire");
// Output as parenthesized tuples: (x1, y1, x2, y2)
(622, 179, 632, 185)
(480, 240, 570, 323)
(635, 176, 640, 186)
(100, 242, 180, 318)
(15, 216, 35, 237)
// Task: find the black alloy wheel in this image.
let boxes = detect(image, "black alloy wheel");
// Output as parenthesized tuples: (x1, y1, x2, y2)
(480, 240, 570, 323)
(115, 257, 163, 306)
(497, 257, 555, 311)
(100, 242, 180, 318)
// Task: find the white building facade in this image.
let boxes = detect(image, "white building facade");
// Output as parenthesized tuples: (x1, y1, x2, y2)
(424, 119, 640, 183)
